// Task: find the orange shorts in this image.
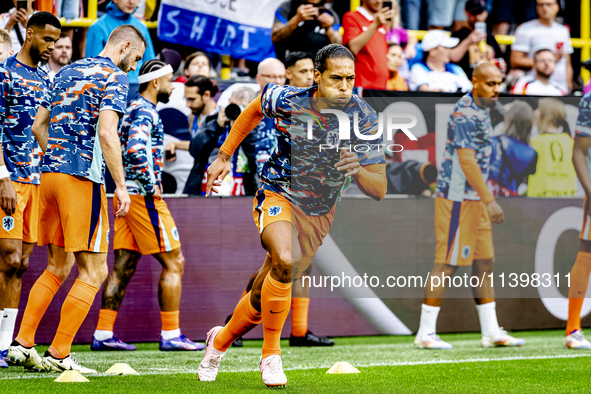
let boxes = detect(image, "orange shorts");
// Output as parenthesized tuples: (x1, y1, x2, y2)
(0, 182, 39, 243)
(38, 173, 109, 253)
(434, 197, 494, 266)
(253, 189, 335, 277)
(113, 194, 180, 255)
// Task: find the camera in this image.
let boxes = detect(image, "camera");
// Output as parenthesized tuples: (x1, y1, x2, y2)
(224, 103, 245, 121)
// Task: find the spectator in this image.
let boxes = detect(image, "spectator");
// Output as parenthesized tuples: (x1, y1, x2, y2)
(511, 49, 565, 96)
(217, 58, 285, 107)
(490, 0, 536, 45)
(386, 43, 408, 91)
(166, 87, 258, 196)
(272, 0, 342, 62)
(0, 0, 35, 54)
(402, 0, 424, 31)
(185, 75, 219, 138)
(487, 101, 538, 196)
(409, 30, 472, 92)
(450, 0, 505, 79)
(426, 0, 468, 31)
(343, 0, 394, 90)
(285, 51, 314, 88)
(179, 51, 213, 82)
(510, 0, 573, 93)
(86, 0, 155, 101)
(42, 32, 72, 81)
(527, 98, 576, 197)
(385, 0, 418, 60)
(0, 28, 13, 62)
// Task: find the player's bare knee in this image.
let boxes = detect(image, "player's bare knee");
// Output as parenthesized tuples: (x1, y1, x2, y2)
(271, 251, 293, 282)
(474, 258, 494, 274)
(15, 259, 30, 277)
(2, 249, 22, 271)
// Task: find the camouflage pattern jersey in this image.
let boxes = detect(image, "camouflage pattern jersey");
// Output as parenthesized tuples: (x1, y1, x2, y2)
(40, 56, 129, 184)
(259, 83, 385, 216)
(0, 55, 51, 184)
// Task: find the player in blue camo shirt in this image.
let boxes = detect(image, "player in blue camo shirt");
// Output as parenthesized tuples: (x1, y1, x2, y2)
(92, 59, 204, 353)
(0, 12, 61, 368)
(9, 24, 146, 374)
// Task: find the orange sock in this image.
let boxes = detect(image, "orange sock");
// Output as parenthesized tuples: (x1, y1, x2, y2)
(566, 251, 591, 335)
(261, 273, 291, 359)
(161, 311, 179, 331)
(48, 280, 98, 358)
(291, 298, 310, 337)
(16, 270, 62, 347)
(96, 309, 118, 332)
(214, 291, 261, 352)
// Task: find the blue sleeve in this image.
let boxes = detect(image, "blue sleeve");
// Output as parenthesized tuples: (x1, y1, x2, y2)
(85, 23, 105, 58)
(100, 72, 130, 115)
(260, 84, 296, 120)
(0, 67, 8, 139)
(450, 110, 478, 150)
(576, 95, 591, 138)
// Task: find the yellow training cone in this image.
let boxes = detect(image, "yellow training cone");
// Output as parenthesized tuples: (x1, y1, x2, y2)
(54, 370, 90, 382)
(105, 363, 139, 375)
(326, 362, 360, 374)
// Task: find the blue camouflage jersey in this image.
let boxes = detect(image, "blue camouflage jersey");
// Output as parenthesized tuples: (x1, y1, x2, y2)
(576, 92, 591, 177)
(259, 83, 385, 216)
(436, 93, 493, 201)
(0, 55, 51, 184)
(254, 117, 277, 176)
(40, 56, 129, 183)
(119, 96, 163, 195)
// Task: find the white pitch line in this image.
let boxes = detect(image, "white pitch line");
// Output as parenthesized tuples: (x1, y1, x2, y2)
(2, 353, 590, 380)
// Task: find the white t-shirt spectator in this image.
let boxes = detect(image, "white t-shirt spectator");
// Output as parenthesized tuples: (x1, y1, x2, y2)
(511, 74, 564, 96)
(0, 9, 32, 54)
(512, 20, 573, 93)
(409, 62, 472, 93)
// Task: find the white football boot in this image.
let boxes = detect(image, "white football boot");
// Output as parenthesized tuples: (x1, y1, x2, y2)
(43, 352, 97, 374)
(7, 341, 47, 372)
(198, 326, 226, 381)
(414, 333, 453, 349)
(564, 330, 591, 349)
(260, 354, 287, 387)
(481, 329, 525, 347)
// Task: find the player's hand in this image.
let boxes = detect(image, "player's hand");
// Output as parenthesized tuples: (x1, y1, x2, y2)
(0, 178, 16, 216)
(206, 152, 232, 197)
(487, 200, 504, 224)
(165, 141, 176, 162)
(152, 184, 162, 199)
(374, 7, 395, 26)
(335, 148, 361, 177)
(317, 12, 334, 29)
(114, 187, 131, 218)
(296, 4, 318, 23)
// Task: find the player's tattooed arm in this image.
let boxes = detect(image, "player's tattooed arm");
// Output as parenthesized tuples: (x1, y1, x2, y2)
(101, 249, 142, 311)
(32, 106, 50, 152)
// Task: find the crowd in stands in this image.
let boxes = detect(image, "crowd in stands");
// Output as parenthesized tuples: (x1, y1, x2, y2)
(0, 0, 585, 198)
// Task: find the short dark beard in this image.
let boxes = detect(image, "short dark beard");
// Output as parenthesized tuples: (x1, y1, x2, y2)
(157, 91, 170, 104)
(117, 53, 132, 73)
(29, 45, 42, 65)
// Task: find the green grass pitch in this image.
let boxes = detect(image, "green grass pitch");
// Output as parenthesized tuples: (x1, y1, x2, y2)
(3, 330, 591, 393)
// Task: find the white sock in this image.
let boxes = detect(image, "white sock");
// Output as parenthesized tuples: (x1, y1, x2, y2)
(476, 301, 501, 338)
(0, 308, 17, 351)
(416, 304, 440, 338)
(94, 330, 114, 341)
(161, 329, 181, 340)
